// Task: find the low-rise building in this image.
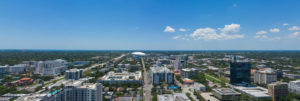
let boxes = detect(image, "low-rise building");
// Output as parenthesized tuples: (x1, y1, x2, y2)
(117, 96, 139, 101)
(103, 91, 114, 101)
(288, 80, 300, 94)
(173, 93, 191, 101)
(200, 92, 220, 101)
(16, 77, 34, 86)
(268, 82, 288, 101)
(72, 61, 89, 67)
(0, 93, 27, 101)
(183, 78, 194, 84)
(158, 94, 174, 101)
(233, 86, 271, 100)
(194, 83, 206, 92)
(284, 73, 300, 79)
(213, 88, 241, 101)
(99, 71, 142, 85)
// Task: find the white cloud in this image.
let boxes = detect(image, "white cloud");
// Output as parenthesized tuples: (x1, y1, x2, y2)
(255, 35, 280, 40)
(288, 32, 299, 38)
(288, 26, 300, 31)
(219, 24, 240, 34)
(256, 30, 267, 35)
(190, 24, 244, 40)
(172, 35, 181, 39)
(269, 28, 280, 33)
(163, 26, 175, 32)
(179, 28, 186, 32)
(283, 23, 289, 26)
(255, 35, 268, 39)
(181, 37, 190, 40)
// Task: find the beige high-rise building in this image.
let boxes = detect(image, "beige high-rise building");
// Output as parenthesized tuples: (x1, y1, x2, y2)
(268, 82, 288, 101)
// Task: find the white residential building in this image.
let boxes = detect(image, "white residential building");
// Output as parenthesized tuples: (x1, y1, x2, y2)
(8, 64, 26, 74)
(35, 59, 68, 76)
(289, 80, 300, 94)
(18, 78, 103, 101)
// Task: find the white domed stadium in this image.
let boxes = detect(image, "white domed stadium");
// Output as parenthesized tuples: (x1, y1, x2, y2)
(131, 52, 146, 59)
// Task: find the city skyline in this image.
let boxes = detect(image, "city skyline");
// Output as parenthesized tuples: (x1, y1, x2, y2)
(1, 0, 300, 50)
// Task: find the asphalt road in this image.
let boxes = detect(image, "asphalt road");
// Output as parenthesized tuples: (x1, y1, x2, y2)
(142, 58, 152, 101)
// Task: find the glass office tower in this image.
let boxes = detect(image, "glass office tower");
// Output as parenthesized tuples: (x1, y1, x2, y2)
(230, 57, 251, 86)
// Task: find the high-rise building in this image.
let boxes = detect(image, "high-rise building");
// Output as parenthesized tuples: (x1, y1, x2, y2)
(64, 79, 103, 101)
(150, 66, 174, 85)
(268, 82, 288, 101)
(171, 55, 188, 70)
(230, 57, 251, 86)
(288, 80, 300, 94)
(18, 78, 103, 101)
(65, 68, 83, 80)
(173, 59, 181, 70)
(254, 68, 277, 85)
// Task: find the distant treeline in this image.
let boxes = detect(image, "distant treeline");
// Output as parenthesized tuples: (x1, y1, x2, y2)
(0, 50, 124, 65)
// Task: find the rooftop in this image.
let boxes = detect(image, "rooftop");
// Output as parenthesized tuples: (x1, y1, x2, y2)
(66, 68, 83, 72)
(78, 83, 97, 89)
(100, 71, 142, 81)
(150, 66, 172, 73)
(213, 88, 241, 95)
(181, 68, 198, 72)
(173, 93, 191, 101)
(233, 86, 270, 98)
(158, 94, 174, 101)
(200, 92, 220, 101)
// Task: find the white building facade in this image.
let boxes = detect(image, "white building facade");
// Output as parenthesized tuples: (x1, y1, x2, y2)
(35, 59, 68, 76)
(254, 68, 277, 85)
(289, 80, 300, 94)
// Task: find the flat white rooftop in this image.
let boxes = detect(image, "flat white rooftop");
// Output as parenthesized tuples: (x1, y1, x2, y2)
(158, 94, 174, 101)
(233, 86, 271, 98)
(100, 71, 142, 81)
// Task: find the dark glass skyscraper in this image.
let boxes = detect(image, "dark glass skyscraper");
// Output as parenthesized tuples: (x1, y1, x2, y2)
(230, 57, 251, 86)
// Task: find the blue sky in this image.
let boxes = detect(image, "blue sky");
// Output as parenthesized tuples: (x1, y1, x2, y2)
(0, 0, 300, 50)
